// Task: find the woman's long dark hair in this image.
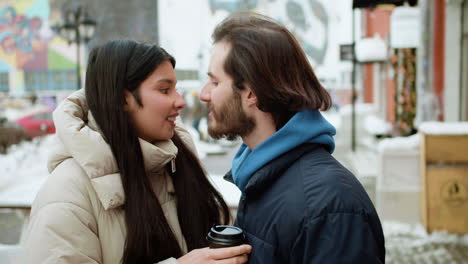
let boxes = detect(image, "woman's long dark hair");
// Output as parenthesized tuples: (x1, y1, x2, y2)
(85, 40, 230, 263)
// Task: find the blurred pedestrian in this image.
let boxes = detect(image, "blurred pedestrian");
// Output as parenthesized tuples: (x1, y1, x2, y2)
(200, 12, 385, 264)
(191, 90, 209, 139)
(21, 40, 250, 264)
(191, 90, 202, 132)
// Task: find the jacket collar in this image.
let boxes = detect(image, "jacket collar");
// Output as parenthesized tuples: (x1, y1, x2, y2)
(225, 144, 324, 198)
(48, 89, 178, 210)
(231, 110, 335, 193)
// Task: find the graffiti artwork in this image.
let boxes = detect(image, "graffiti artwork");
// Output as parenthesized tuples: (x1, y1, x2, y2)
(286, 0, 329, 65)
(0, 0, 78, 93)
(208, 0, 330, 66)
(0, 6, 43, 54)
(209, 0, 258, 13)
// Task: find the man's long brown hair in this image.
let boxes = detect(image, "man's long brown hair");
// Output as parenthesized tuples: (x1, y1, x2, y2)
(212, 12, 332, 129)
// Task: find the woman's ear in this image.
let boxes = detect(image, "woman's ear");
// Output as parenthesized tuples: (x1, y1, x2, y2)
(123, 90, 133, 112)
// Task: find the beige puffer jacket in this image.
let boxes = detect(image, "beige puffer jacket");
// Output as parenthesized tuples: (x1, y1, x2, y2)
(21, 90, 198, 264)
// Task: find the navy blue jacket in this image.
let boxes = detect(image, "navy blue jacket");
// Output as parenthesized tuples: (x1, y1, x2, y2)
(225, 143, 385, 263)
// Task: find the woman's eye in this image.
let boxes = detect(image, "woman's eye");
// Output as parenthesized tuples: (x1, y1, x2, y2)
(160, 88, 169, 94)
(212, 81, 219, 86)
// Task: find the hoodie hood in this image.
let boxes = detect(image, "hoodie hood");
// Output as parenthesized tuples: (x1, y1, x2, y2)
(231, 109, 335, 193)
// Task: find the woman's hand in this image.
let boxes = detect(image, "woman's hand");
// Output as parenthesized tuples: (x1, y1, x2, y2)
(177, 244, 251, 264)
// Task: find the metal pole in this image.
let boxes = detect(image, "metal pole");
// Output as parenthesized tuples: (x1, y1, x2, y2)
(76, 9, 82, 90)
(459, 0, 466, 120)
(76, 35, 81, 89)
(155, 0, 159, 45)
(351, 8, 356, 152)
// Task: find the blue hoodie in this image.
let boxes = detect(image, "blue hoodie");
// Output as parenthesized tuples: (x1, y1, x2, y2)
(231, 109, 336, 193)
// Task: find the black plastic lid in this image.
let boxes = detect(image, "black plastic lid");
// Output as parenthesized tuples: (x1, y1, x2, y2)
(206, 225, 245, 247)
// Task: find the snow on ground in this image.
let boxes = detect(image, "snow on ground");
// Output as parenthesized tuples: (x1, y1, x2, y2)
(1, 127, 468, 263)
(0, 136, 53, 207)
(0, 127, 231, 208)
(364, 114, 392, 136)
(383, 221, 468, 263)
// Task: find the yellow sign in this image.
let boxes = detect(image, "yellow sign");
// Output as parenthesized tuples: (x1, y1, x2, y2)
(441, 179, 468, 206)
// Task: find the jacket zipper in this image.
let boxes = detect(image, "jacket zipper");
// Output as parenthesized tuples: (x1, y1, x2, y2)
(171, 158, 176, 173)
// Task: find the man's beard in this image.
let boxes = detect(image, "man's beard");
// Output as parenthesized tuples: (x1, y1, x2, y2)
(207, 92, 255, 141)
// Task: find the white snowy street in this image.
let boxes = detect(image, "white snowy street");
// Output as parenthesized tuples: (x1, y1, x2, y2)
(1, 118, 468, 263)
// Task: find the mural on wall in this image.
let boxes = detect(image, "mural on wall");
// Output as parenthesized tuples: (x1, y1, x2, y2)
(286, 0, 329, 65)
(208, 0, 330, 66)
(209, 0, 258, 13)
(0, 0, 76, 92)
(0, 0, 50, 72)
(0, 6, 42, 54)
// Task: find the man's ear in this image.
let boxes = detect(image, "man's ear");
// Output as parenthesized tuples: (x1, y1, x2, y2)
(243, 85, 258, 108)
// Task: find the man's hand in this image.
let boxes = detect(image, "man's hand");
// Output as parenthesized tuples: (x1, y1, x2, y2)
(177, 244, 252, 264)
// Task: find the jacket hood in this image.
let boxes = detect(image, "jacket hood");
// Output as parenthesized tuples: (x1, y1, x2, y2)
(48, 89, 179, 210)
(231, 109, 335, 193)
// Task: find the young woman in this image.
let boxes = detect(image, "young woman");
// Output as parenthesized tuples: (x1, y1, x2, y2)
(21, 40, 251, 264)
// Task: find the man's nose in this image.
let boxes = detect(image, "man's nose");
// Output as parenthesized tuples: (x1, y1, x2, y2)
(200, 84, 211, 102)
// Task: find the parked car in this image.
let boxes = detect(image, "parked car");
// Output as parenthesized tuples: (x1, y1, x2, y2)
(14, 111, 55, 138)
(0, 117, 30, 154)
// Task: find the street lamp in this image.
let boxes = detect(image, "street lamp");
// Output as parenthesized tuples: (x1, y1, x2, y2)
(52, 6, 97, 90)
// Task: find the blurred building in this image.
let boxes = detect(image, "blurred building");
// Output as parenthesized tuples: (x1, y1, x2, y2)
(160, 0, 360, 97)
(355, 0, 468, 130)
(441, 0, 468, 122)
(0, 0, 161, 97)
(1, 0, 466, 126)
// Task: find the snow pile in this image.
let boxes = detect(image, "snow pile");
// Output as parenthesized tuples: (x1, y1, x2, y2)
(419, 122, 468, 135)
(377, 134, 420, 153)
(339, 103, 376, 116)
(364, 115, 392, 136)
(355, 36, 387, 63)
(384, 221, 468, 264)
(0, 136, 53, 183)
(0, 136, 53, 207)
(0, 125, 230, 207)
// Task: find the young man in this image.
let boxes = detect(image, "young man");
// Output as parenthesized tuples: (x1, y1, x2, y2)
(200, 12, 385, 263)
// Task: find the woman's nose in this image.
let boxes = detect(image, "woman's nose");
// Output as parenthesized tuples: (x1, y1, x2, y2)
(174, 91, 186, 109)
